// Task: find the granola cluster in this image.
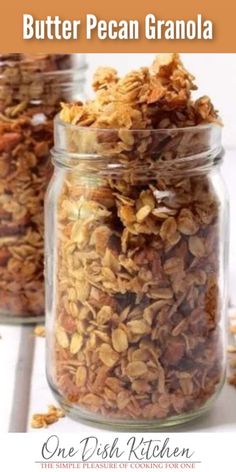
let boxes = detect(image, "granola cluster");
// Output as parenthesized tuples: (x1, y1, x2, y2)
(0, 54, 73, 319)
(31, 404, 65, 428)
(51, 54, 225, 423)
(61, 53, 219, 130)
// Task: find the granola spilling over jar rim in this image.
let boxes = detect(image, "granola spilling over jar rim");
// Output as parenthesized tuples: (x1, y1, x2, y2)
(0, 54, 87, 322)
(46, 54, 229, 428)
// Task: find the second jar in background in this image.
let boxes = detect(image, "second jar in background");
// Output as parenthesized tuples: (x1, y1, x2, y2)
(0, 54, 86, 323)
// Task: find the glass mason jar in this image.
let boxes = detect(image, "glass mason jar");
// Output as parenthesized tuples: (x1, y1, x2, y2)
(0, 54, 87, 323)
(46, 119, 229, 429)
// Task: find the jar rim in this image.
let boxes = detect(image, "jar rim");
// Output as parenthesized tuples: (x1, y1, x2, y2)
(54, 114, 221, 134)
(0, 65, 88, 82)
(52, 114, 223, 175)
(0, 54, 88, 84)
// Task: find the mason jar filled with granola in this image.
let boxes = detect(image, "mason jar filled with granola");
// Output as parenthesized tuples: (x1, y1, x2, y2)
(0, 53, 87, 323)
(46, 54, 229, 428)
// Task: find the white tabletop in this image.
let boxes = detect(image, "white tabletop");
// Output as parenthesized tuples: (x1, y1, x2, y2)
(1, 147, 236, 434)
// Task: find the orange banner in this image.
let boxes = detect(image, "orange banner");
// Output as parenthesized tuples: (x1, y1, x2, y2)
(0, 0, 236, 52)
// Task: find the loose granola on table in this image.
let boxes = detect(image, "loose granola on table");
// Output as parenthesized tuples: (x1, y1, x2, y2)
(31, 404, 65, 429)
(48, 54, 227, 424)
(0, 54, 74, 319)
(33, 325, 46, 338)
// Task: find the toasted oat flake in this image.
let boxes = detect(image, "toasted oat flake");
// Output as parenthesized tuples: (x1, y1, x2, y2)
(75, 366, 87, 387)
(126, 361, 148, 378)
(177, 209, 199, 235)
(70, 333, 83, 354)
(99, 343, 119, 367)
(188, 236, 205, 258)
(112, 328, 129, 352)
(97, 306, 112, 325)
(127, 320, 151, 335)
(136, 205, 152, 223)
(56, 327, 69, 349)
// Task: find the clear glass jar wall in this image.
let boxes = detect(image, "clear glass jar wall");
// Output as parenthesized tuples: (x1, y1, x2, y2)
(46, 121, 229, 429)
(0, 54, 87, 323)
